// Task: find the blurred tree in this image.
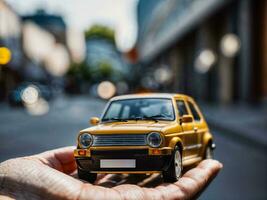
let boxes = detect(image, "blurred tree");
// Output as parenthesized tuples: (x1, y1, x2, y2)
(98, 61, 113, 78)
(65, 24, 128, 94)
(68, 61, 91, 81)
(85, 25, 115, 44)
(90, 60, 114, 81)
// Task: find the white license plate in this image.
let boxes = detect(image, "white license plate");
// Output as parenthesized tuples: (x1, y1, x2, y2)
(100, 159, 136, 168)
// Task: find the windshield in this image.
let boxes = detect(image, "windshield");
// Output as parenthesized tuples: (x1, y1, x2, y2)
(102, 98, 175, 122)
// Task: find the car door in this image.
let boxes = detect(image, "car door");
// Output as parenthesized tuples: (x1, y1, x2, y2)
(175, 99, 197, 158)
(186, 99, 204, 156)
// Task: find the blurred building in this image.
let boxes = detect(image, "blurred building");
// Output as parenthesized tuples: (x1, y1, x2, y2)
(0, 0, 23, 100)
(22, 9, 85, 64)
(0, 4, 72, 101)
(21, 10, 70, 80)
(135, 0, 267, 105)
(22, 9, 67, 44)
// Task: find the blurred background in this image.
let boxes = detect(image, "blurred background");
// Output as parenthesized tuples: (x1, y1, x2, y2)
(0, 0, 266, 199)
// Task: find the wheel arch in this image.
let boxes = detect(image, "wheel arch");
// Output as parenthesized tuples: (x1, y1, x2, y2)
(202, 131, 214, 155)
(168, 137, 183, 152)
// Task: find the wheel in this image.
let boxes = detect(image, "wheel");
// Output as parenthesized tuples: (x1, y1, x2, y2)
(204, 145, 213, 159)
(162, 146, 182, 182)
(78, 168, 97, 183)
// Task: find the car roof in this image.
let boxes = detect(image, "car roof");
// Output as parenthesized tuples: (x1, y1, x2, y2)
(110, 93, 191, 101)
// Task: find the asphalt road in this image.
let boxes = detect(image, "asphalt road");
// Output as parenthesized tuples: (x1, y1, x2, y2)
(0, 96, 266, 199)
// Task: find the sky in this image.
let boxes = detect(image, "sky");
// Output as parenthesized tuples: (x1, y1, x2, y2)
(5, 0, 138, 52)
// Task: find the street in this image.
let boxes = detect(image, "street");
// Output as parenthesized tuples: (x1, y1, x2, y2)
(0, 96, 266, 200)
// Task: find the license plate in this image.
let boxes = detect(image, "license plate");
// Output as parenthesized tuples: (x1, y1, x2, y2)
(100, 159, 136, 168)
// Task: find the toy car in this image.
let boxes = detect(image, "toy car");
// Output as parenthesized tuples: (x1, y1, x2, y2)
(74, 93, 215, 183)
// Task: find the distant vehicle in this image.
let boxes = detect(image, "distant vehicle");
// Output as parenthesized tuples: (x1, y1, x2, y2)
(8, 82, 53, 106)
(74, 93, 216, 183)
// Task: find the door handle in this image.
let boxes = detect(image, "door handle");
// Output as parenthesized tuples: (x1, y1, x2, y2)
(194, 127, 198, 132)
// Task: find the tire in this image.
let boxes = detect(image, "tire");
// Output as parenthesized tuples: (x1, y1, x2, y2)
(204, 145, 213, 159)
(78, 168, 97, 183)
(162, 146, 182, 182)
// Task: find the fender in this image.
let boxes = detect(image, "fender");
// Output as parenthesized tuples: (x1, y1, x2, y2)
(163, 136, 183, 171)
(201, 132, 213, 155)
(168, 137, 184, 150)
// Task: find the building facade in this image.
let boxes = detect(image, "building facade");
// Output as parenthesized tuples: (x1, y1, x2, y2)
(0, 0, 23, 100)
(135, 0, 267, 105)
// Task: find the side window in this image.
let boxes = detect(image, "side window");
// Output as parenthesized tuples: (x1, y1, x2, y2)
(176, 100, 188, 116)
(188, 101, 201, 121)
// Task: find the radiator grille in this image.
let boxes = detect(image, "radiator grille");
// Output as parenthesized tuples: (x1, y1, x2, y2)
(92, 134, 147, 146)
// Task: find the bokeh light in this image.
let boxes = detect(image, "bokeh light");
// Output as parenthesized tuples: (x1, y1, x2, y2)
(25, 98, 50, 116)
(220, 33, 241, 57)
(97, 81, 116, 99)
(195, 49, 217, 73)
(0, 47, 12, 65)
(21, 85, 39, 105)
(23, 22, 55, 62)
(154, 67, 172, 84)
(66, 29, 86, 63)
(44, 43, 70, 76)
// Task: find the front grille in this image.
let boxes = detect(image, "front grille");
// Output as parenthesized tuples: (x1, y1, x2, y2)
(91, 149, 148, 156)
(92, 134, 147, 146)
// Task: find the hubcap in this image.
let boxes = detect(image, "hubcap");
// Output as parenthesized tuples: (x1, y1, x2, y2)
(174, 150, 182, 178)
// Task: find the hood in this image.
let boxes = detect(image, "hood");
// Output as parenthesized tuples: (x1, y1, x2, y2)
(81, 121, 173, 134)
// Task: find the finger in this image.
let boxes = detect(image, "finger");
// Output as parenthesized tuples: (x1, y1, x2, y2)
(89, 160, 222, 200)
(0, 195, 15, 200)
(97, 174, 156, 188)
(97, 174, 127, 187)
(79, 184, 122, 200)
(30, 146, 77, 174)
(120, 174, 148, 185)
(112, 184, 147, 200)
(0, 157, 83, 200)
(185, 159, 223, 199)
(137, 174, 162, 187)
(155, 159, 222, 200)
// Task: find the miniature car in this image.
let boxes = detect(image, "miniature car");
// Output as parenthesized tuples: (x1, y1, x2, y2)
(74, 93, 215, 183)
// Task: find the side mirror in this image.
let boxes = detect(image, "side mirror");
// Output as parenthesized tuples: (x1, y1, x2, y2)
(90, 117, 100, 125)
(179, 115, 193, 124)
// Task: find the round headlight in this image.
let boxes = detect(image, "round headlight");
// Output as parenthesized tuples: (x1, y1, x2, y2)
(147, 132, 162, 148)
(79, 133, 93, 148)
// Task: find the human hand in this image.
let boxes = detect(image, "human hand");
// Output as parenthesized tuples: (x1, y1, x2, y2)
(0, 146, 222, 200)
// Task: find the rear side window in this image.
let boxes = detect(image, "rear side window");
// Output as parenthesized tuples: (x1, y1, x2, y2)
(188, 101, 201, 121)
(176, 100, 188, 116)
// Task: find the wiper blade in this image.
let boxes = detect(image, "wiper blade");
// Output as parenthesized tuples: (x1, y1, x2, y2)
(124, 115, 167, 122)
(143, 114, 169, 122)
(142, 115, 161, 122)
(123, 117, 143, 121)
(104, 117, 128, 122)
(147, 114, 166, 118)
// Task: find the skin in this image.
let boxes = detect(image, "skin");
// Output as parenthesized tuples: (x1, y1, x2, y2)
(0, 146, 222, 200)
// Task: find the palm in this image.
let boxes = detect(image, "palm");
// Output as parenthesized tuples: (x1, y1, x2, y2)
(0, 147, 222, 200)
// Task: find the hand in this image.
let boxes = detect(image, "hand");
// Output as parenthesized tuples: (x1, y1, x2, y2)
(0, 146, 222, 200)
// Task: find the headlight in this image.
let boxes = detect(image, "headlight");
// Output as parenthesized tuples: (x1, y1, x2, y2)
(79, 133, 93, 148)
(147, 132, 162, 148)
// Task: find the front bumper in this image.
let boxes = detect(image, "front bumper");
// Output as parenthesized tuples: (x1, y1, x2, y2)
(75, 147, 172, 173)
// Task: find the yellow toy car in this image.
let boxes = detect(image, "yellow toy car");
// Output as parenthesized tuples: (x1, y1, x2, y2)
(74, 93, 215, 183)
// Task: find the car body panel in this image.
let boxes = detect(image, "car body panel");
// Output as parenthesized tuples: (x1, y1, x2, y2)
(74, 93, 214, 174)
